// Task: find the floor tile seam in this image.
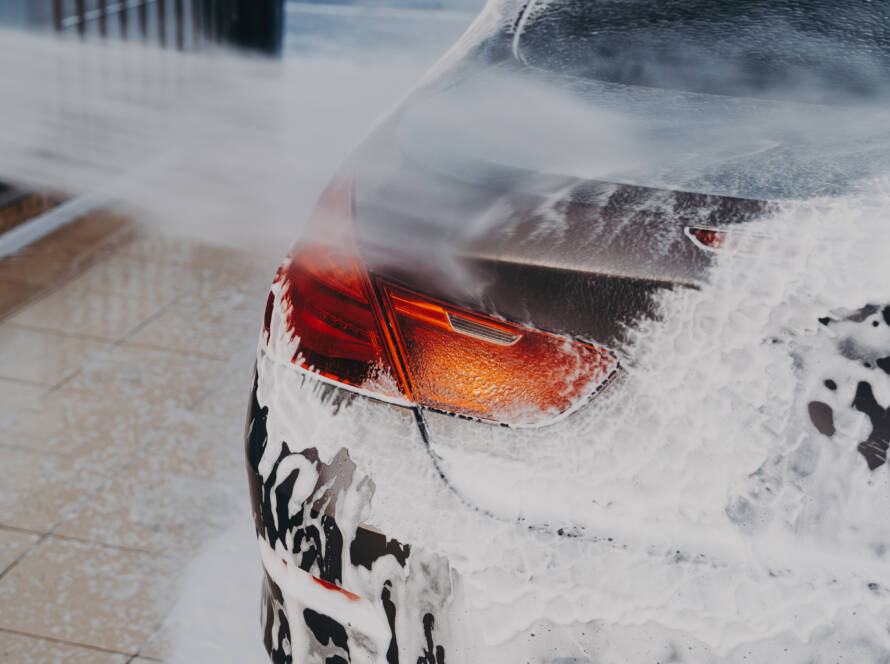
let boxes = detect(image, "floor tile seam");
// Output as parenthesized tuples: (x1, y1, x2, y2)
(0, 626, 134, 659)
(0, 439, 160, 472)
(3, 322, 129, 345)
(41, 288, 209, 396)
(40, 405, 224, 545)
(0, 524, 43, 537)
(0, 440, 72, 458)
(5, 380, 229, 474)
(0, 522, 179, 582)
(0, 525, 44, 580)
(0, 243, 143, 392)
(120, 338, 228, 362)
(106, 267, 226, 347)
(48, 532, 180, 559)
(117, 241, 236, 270)
(10, 263, 231, 398)
(104, 265, 234, 362)
(0, 375, 52, 389)
(0, 455, 122, 579)
(0, 530, 51, 582)
(128, 619, 169, 664)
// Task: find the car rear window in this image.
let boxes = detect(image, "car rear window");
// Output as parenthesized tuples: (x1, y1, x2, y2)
(517, 0, 890, 104)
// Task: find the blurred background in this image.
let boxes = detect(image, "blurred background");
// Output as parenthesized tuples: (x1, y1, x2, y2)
(0, 0, 481, 56)
(0, 1, 480, 661)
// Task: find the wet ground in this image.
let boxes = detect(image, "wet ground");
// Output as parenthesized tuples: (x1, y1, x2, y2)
(0, 212, 269, 662)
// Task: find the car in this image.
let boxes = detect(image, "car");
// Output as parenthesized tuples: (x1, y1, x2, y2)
(245, 1, 890, 662)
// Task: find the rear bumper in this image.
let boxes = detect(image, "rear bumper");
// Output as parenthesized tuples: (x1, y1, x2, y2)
(247, 337, 890, 663)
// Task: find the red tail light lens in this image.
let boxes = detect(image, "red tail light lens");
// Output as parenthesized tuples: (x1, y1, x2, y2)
(270, 178, 620, 426)
(273, 180, 409, 402)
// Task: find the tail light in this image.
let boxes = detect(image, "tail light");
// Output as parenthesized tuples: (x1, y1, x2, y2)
(270, 178, 619, 426)
(686, 226, 732, 250)
(685, 225, 765, 253)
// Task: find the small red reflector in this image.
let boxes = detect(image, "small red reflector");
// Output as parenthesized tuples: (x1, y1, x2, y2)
(687, 226, 729, 250)
(685, 225, 766, 253)
(311, 576, 360, 602)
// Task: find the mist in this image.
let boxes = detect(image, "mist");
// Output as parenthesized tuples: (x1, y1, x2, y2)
(0, 23, 456, 259)
(3, 0, 890, 265)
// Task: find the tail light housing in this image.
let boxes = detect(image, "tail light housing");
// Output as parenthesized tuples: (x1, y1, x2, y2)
(271, 179, 410, 403)
(268, 178, 619, 426)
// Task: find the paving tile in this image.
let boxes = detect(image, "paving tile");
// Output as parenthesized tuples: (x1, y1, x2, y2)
(137, 621, 173, 661)
(190, 378, 253, 429)
(134, 410, 245, 483)
(0, 536, 178, 655)
(125, 277, 264, 361)
(0, 389, 179, 476)
(0, 529, 39, 574)
(0, 278, 42, 322)
(206, 260, 276, 297)
(0, 377, 46, 431)
(0, 225, 267, 660)
(0, 447, 106, 533)
(7, 282, 171, 342)
(0, 325, 108, 387)
(51, 407, 245, 557)
(120, 231, 249, 270)
(65, 345, 228, 412)
(67, 253, 216, 301)
(55, 454, 242, 555)
(0, 630, 127, 664)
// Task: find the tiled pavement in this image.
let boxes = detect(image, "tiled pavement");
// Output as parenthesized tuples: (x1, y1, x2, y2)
(0, 211, 273, 662)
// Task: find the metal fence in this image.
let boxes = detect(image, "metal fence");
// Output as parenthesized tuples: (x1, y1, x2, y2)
(50, 0, 283, 54)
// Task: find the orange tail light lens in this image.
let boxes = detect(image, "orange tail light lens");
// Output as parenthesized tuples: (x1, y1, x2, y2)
(270, 178, 620, 426)
(383, 284, 618, 426)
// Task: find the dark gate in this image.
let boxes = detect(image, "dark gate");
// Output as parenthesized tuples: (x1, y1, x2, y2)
(51, 0, 284, 55)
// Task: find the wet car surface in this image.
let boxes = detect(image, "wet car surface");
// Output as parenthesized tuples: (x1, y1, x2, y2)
(247, 1, 890, 662)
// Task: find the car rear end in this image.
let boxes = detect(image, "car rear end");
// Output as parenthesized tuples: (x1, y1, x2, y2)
(246, 1, 890, 661)
(243, 143, 794, 663)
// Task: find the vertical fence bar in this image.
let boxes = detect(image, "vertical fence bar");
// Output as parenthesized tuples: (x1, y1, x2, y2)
(208, 0, 217, 44)
(75, 0, 86, 37)
(191, 0, 201, 49)
(52, 0, 64, 32)
(175, 0, 185, 50)
(158, 0, 167, 47)
(189, 0, 201, 51)
(98, 0, 108, 37)
(138, 0, 148, 39)
(120, 0, 128, 38)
